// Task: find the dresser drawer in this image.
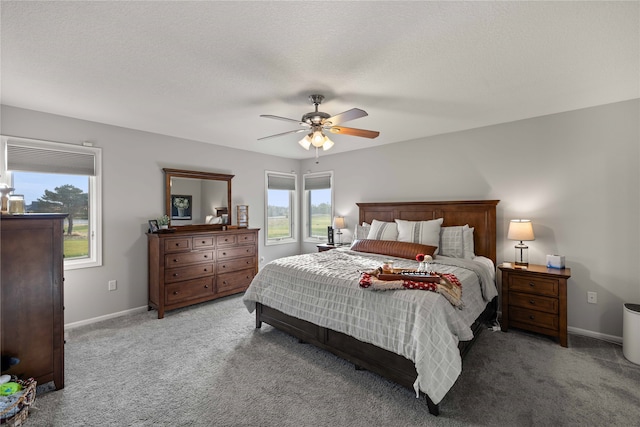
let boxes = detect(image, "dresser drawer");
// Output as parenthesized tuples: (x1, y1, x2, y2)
(217, 245, 256, 260)
(509, 306, 558, 330)
(217, 256, 256, 273)
(217, 268, 255, 293)
(165, 263, 214, 284)
(509, 275, 558, 297)
(509, 291, 558, 314)
(193, 236, 215, 248)
(217, 234, 237, 246)
(165, 250, 213, 267)
(165, 277, 214, 304)
(236, 232, 256, 244)
(164, 238, 191, 253)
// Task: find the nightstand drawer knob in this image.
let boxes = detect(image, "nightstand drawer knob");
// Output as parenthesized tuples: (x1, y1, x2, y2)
(529, 315, 535, 320)
(529, 282, 536, 287)
(529, 300, 535, 305)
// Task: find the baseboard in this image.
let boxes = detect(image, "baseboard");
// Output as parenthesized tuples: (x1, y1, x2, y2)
(568, 326, 622, 346)
(64, 305, 149, 330)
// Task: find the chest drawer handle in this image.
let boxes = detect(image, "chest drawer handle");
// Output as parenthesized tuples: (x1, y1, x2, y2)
(225, 238, 229, 242)
(173, 291, 179, 295)
(203, 255, 208, 258)
(529, 300, 535, 305)
(222, 252, 227, 256)
(173, 273, 179, 277)
(173, 259, 178, 262)
(201, 241, 206, 244)
(529, 282, 536, 287)
(204, 285, 209, 289)
(175, 243, 180, 247)
(529, 315, 535, 320)
(222, 265, 227, 269)
(203, 268, 208, 272)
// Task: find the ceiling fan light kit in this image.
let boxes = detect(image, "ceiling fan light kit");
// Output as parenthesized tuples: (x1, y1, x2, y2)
(260, 94, 380, 158)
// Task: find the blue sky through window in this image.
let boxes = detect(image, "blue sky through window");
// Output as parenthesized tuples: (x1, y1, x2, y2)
(11, 171, 89, 205)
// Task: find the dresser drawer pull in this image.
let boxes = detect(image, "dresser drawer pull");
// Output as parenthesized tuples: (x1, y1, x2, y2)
(225, 238, 230, 242)
(529, 300, 536, 305)
(203, 268, 208, 272)
(175, 243, 180, 247)
(529, 282, 536, 287)
(173, 259, 178, 262)
(173, 273, 179, 277)
(204, 285, 209, 289)
(201, 241, 206, 244)
(203, 255, 208, 258)
(173, 291, 179, 295)
(222, 265, 227, 269)
(222, 252, 227, 256)
(223, 281, 228, 285)
(529, 315, 535, 320)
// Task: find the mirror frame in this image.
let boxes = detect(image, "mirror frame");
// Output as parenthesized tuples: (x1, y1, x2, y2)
(163, 168, 234, 230)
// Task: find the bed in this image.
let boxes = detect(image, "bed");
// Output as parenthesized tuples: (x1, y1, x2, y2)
(243, 200, 499, 415)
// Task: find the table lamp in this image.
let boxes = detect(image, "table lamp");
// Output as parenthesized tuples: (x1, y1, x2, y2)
(507, 219, 535, 266)
(333, 216, 346, 245)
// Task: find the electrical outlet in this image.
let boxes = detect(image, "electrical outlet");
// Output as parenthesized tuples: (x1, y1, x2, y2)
(587, 291, 597, 304)
(108, 280, 117, 291)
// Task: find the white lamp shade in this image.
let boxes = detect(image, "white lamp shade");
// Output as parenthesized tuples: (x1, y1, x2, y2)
(322, 137, 334, 151)
(507, 219, 535, 241)
(298, 135, 312, 150)
(311, 130, 325, 147)
(333, 216, 346, 229)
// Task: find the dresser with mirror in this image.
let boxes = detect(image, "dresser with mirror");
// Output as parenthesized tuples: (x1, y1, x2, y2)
(147, 168, 258, 318)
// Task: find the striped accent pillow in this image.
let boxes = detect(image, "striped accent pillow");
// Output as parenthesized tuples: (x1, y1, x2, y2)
(366, 219, 398, 241)
(395, 218, 443, 254)
(440, 225, 465, 258)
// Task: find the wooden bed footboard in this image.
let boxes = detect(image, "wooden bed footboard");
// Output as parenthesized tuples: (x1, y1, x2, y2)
(255, 297, 497, 416)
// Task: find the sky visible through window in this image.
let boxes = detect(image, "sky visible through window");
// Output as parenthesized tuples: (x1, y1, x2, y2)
(12, 171, 89, 205)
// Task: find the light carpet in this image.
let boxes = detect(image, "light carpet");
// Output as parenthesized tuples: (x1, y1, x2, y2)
(24, 294, 640, 426)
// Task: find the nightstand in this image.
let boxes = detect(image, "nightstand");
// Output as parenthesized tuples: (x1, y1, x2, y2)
(498, 263, 572, 347)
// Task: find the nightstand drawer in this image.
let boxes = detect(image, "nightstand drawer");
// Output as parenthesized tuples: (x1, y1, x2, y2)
(509, 291, 558, 314)
(509, 306, 558, 330)
(509, 275, 558, 297)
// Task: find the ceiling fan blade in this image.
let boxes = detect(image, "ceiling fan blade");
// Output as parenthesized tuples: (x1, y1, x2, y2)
(328, 126, 380, 139)
(260, 114, 305, 125)
(258, 128, 308, 141)
(325, 108, 368, 125)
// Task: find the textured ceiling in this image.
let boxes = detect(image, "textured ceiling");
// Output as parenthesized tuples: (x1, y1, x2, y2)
(1, 1, 638, 159)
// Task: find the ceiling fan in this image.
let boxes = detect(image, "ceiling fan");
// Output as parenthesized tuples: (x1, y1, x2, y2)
(258, 94, 380, 155)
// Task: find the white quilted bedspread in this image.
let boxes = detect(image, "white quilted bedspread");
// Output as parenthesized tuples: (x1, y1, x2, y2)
(242, 248, 497, 404)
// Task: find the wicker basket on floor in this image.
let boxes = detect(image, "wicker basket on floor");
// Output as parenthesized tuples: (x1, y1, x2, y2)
(0, 378, 37, 426)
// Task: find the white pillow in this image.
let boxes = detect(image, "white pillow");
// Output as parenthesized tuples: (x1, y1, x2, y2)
(366, 219, 398, 241)
(439, 224, 475, 258)
(395, 218, 443, 253)
(463, 226, 475, 259)
(440, 225, 465, 258)
(354, 222, 371, 241)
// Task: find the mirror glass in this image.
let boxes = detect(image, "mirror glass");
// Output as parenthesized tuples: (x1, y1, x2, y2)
(164, 168, 233, 229)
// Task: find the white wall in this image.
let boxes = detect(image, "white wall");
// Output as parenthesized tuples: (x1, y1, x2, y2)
(301, 99, 640, 339)
(1, 105, 301, 325)
(2, 100, 638, 339)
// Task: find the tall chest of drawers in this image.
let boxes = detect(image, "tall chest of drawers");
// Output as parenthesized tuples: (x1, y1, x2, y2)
(499, 263, 571, 347)
(148, 228, 259, 318)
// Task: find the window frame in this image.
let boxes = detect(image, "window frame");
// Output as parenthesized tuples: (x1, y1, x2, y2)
(302, 171, 334, 243)
(264, 170, 297, 246)
(1, 136, 103, 270)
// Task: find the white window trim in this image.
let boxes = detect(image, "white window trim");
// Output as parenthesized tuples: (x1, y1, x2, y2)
(302, 170, 334, 244)
(1, 136, 103, 270)
(265, 170, 297, 246)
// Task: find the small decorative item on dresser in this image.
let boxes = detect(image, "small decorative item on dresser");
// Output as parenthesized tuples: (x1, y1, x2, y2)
(8, 195, 25, 214)
(237, 205, 249, 227)
(148, 219, 159, 233)
(157, 215, 170, 230)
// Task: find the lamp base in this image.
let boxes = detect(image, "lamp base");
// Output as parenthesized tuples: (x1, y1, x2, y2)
(514, 242, 529, 266)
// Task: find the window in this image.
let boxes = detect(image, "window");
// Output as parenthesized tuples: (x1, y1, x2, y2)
(1, 136, 102, 269)
(265, 171, 296, 245)
(303, 171, 333, 242)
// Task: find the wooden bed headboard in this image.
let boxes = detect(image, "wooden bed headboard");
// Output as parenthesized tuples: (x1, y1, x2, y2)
(357, 200, 499, 264)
